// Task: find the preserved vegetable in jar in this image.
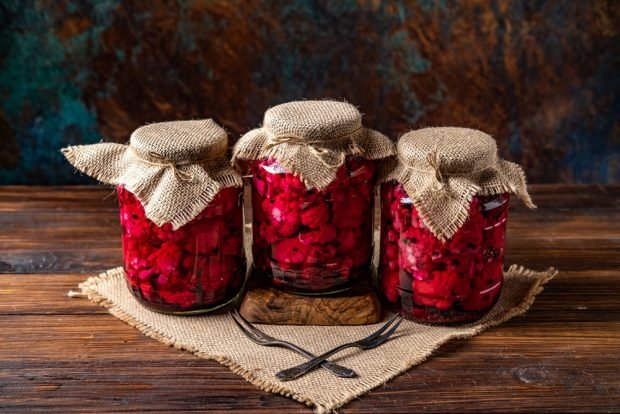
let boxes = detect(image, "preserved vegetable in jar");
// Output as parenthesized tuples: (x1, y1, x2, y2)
(233, 100, 395, 294)
(378, 127, 534, 323)
(63, 120, 245, 313)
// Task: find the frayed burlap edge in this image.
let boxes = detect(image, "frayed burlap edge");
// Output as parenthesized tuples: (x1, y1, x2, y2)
(303, 264, 558, 413)
(62, 145, 243, 229)
(381, 158, 535, 241)
(232, 128, 395, 190)
(77, 267, 316, 411)
(162, 165, 243, 230)
(76, 265, 557, 414)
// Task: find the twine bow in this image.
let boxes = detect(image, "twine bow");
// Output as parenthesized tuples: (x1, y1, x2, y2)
(425, 149, 444, 190)
(131, 149, 195, 182)
(261, 126, 366, 168)
(398, 148, 446, 191)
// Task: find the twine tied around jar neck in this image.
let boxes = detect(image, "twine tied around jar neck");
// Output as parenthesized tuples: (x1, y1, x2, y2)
(425, 150, 444, 190)
(382, 127, 535, 241)
(261, 126, 367, 168)
(61, 119, 244, 231)
(129, 147, 224, 183)
(398, 148, 447, 191)
(399, 148, 500, 192)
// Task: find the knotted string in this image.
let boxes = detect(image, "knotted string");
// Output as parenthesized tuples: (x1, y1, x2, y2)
(130, 148, 224, 182)
(425, 149, 444, 190)
(262, 126, 366, 168)
(399, 148, 496, 191)
(399, 148, 445, 190)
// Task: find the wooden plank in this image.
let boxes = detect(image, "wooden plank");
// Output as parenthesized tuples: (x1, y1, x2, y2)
(0, 274, 109, 315)
(0, 185, 618, 274)
(0, 249, 122, 274)
(2, 209, 620, 245)
(0, 186, 119, 212)
(0, 184, 618, 210)
(1, 223, 619, 273)
(0, 185, 619, 412)
(0, 270, 619, 316)
(0, 314, 618, 412)
(5, 240, 618, 274)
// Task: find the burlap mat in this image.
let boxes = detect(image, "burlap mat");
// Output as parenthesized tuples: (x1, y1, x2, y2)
(76, 265, 556, 413)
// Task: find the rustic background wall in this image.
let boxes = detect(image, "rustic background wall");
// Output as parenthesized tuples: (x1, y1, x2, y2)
(0, 0, 618, 184)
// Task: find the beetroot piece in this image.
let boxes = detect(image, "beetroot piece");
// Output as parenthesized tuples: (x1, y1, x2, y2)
(251, 157, 376, 293)
(118, 186, 245, 313)
(379, 183, 509, 323)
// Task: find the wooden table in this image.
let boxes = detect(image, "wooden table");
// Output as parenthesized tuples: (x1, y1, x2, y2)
(1, 185, 619, 412)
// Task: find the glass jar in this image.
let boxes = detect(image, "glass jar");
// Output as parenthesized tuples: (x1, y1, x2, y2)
(251, 156, 376, 294)
(379, 182, 509, 324)
(118, 185, 245, 314)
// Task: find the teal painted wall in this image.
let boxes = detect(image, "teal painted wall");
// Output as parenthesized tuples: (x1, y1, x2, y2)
(0, 0, 618, 184)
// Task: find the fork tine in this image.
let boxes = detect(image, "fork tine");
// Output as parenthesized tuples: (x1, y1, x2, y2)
(275, 315, 405, 381)
(371, 316, 404, 346)
(365, 313, 400, 341)
(230, 311, 263, 343)
(230, 312, 358, 379)
(229, 311, 251, 334)
(234, 309, 271, 339)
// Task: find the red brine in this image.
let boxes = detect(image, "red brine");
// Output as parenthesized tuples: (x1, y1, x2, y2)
(379, 183, 509, 323)
(118, 186, 245, 313)
(251, 157, 376, 293)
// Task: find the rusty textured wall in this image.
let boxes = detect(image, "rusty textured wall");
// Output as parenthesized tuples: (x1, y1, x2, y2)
(0, 0, 618, 184)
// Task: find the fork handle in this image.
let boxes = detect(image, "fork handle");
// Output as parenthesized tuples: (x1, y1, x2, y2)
(281, 341, 356, 378)
(276, 342, 354, 381)
(319, 360, 355, 377)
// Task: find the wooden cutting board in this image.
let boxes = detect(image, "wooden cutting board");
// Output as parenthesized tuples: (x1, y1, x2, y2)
(238, 271, 382, 325)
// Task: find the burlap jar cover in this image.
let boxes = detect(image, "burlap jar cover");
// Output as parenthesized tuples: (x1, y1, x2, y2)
(232, 100, 396, 189)
(382, 127, 535, 241)
(62, 119, 243, 228)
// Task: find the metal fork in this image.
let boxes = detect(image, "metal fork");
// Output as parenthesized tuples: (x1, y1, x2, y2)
(276, 314, 405, 381)
(229, 310, 357, 378)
